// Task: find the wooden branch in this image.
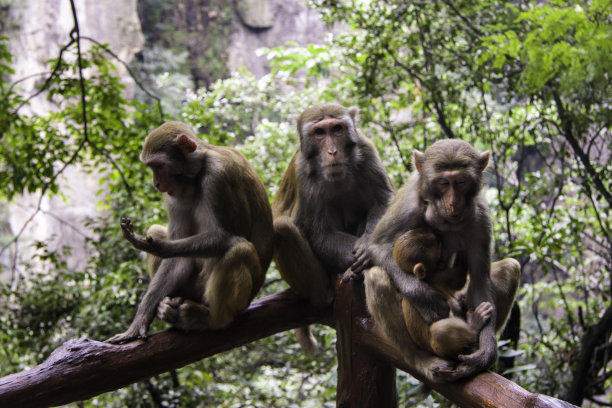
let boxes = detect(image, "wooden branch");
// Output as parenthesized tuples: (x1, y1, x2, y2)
(0, 282, 578, 408)
(0, 290, 331, 408)
(335, 275, 397, 407)
(356, 317, 578, 408)
(333, 276, 578, 408)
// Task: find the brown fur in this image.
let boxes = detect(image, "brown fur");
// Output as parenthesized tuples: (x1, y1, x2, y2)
(273, 104, 394, 356)
(107, 121, 273, 343)
(366, 139, 521, 382)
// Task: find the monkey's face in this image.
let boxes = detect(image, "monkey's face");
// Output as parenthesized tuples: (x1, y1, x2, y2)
(429, 170, 476, 224)
(141, 130, 201, 197)
(304, 117, 355, 182)
(146, 160, 173, 194)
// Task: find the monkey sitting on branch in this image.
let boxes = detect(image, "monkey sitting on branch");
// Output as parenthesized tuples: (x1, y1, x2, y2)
(392, 228, 493, 359)
(273, 103, 394, 356)
(107, 121, 273, 344)
(365, 139, 521, 382)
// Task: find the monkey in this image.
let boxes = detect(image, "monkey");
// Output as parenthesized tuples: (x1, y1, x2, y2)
(273, 103, 394, 356)
(365, 139, 521, 382)
(107, 121, 273, 344)
(392, 228, 494, 359)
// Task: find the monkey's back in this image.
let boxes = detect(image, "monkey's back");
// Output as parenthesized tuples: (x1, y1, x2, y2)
(206, 144, 274, 277)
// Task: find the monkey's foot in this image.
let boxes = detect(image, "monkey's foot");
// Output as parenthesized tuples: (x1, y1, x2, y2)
(466, 301, 493, 332)
(106, 327, 147, 344)
(427, 358, 460, 383)
(158, 297, 211, 331)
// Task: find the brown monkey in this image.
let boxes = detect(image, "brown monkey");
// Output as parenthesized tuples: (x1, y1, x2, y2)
(365, 139, 520, 382)
(273, 104, 394, 355)
(392, 228, 493, 359)
(107, 121, 273, 343)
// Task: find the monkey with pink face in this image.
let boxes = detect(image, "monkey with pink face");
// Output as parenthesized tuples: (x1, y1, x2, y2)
(108, 121, 273, 344)
(273, 104, 394, 355)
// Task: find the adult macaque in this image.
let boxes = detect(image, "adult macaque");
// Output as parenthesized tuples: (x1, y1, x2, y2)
(273, 103, 394, 355)
(392, 228, 493, 359)
(107, 121, 273, 343)
(365, 139, 520, 381)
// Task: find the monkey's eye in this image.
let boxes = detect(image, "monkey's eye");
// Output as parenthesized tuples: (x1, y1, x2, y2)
(312, 128, 326, 137)
(455, 177, 466, 185)
(331, 124, 344, 133)
(436, 178, 449, 186)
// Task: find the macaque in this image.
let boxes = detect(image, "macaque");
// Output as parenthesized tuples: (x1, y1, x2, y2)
(365, 139, 520, 382)
(392, 228, 493, 359)
(273, 104, 394, 355)
(107, 121, 273, 343)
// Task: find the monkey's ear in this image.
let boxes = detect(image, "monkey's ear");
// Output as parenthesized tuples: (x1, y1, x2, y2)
(348, 106, 359, 122)
(413, 263, 426, 279)
(177, 134, 198, 154)
(413, 150, 425, 172)
(479, 151, 490, 171)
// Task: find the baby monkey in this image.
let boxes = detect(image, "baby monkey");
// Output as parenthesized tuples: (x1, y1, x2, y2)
(393, 228, 493, 359)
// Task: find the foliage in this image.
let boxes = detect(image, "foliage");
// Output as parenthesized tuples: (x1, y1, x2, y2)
(302, 0, 611, 404)
(0, 0, 610, 407)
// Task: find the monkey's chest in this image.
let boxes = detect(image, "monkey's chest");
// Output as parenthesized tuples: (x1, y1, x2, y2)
(336, 208, 367, 235)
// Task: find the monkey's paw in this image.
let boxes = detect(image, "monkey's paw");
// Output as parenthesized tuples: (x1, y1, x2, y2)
(341, 268, 362, 282)
(120, 217, 135, 238)
(429, 359, 461, 383)
(466, 301, 493, 332)
(106, 326, 147, 344)
(350, 240, 372, 274)
(158, 297, 210, 331)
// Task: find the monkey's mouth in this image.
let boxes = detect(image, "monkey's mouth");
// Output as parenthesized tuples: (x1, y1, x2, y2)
(447, 214, 463, 223)
(325, 163, 344, 171)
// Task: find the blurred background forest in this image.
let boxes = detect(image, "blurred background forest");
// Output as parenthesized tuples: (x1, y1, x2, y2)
(0, 0, 610, 406)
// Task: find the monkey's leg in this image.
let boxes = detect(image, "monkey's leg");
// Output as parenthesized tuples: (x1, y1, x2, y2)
(108, 257, 194, 343)
(273, 216, 333, 306)
(402, 296, 481, 360)
(364, 266, 456, 383)
(145, 224, 167, 278)
(429, 302, 493, 360)
(490, 258, 521, 334)
(401, 298, 435, 353)
(274, 216, 331, 357)
(157, 241, 259, 331)
(204, 240, 259, 330)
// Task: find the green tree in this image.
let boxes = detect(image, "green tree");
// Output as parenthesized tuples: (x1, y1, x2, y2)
(1, 0, 610, 406)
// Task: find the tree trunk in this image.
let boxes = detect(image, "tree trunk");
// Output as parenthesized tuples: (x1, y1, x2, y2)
(335, 275, 397, 407)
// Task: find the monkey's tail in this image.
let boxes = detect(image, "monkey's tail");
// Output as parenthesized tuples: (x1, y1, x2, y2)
(294, 326, 318, 357)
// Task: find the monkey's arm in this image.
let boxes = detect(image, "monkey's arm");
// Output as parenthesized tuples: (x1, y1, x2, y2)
(445, 215, 496, 379)
(367, 195, 450, 323)
(351, 173, 393, 274)
(311, 228, 359, 271)
(121, 218, 238, 259)
(108, 258, 189, 343)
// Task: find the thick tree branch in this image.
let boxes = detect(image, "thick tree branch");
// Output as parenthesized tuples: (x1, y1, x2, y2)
(334, 277, 577, 408)
(0, 284, 578, 408)
(0, 290, 331, 408)
(564, 304, 612, 405)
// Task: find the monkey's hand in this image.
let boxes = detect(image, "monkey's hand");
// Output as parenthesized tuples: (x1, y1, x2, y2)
(120, 218, 162, 255)
(350, 237, 372, 274)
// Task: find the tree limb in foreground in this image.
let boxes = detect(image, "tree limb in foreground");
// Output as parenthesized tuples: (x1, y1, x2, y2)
(0, 286, 577, 408)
